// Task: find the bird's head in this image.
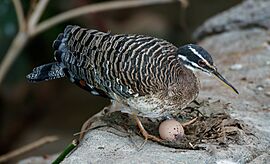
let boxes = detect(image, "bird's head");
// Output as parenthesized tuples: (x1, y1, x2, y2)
(177, 44, 239, 94)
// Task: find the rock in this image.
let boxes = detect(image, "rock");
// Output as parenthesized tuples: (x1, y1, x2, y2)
(193, 0, 270, 41)
(61, 107, 269, 163)
(60, 99, 270, 163)
(257, 85, 264, 90)
(230, 64, 243, 70)
(265, 92, 270, 97)
(18, 155, 57, 164)
(20, 0, 270, 163)
(249, 152, 270, 164)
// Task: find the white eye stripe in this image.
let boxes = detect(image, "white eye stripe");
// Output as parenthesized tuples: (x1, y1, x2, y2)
(191, 62, 211, 74)
(178, 51, 212, 70)
(178, 54, 201, 69)
(184, 61, 210, 75)
(177, 54, 188, 61)
(188, 46, 203, 59)
(184, 64, 195, 71)
(178, 54, 205, 71)
(188, 45, 209, 64)
(205, 62, 216, 70)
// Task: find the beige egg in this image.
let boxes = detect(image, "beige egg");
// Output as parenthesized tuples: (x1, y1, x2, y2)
(159, 119, 184, 141)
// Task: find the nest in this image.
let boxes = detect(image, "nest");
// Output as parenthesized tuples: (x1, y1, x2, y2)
(93, 100, 254, 150)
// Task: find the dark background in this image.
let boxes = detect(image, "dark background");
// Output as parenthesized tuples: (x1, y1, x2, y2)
(0, 0, 242, 162)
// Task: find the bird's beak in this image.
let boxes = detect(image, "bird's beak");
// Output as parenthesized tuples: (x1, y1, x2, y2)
(212, 69, 239, 94)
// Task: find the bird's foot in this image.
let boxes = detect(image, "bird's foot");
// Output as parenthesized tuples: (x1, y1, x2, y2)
(133, 114, 162, 148)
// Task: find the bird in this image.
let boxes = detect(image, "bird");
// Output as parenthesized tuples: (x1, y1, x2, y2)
(26, 25, 238, 141)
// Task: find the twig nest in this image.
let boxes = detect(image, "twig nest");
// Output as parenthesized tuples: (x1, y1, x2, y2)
(159, 119, 184, 141)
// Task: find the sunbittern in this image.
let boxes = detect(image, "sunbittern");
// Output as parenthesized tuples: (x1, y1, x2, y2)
(27, 25, 238, 141)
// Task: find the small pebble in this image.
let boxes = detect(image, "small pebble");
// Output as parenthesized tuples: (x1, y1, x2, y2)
(264, 91, 270, 97)
(159, 119, 184, 141)
(264, 79, 270, 85)
(240, 77, 247, 81)
(256, 85, 264, 91)
(230, 64, 243, 70)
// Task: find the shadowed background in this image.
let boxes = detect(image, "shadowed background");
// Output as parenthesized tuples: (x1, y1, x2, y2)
(0, 0, 242, 162)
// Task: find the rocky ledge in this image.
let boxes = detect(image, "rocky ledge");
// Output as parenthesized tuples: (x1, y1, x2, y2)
(20, 0, 270, 163)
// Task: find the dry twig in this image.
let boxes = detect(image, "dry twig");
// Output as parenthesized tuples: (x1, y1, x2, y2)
(28, 0, 50, 32)
(34, 0, 181, 36)
(0, 136, 58, 163)
(12, 0, 25, 31)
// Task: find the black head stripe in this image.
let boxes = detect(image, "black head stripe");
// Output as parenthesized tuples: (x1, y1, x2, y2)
(189, 44, 213, 65)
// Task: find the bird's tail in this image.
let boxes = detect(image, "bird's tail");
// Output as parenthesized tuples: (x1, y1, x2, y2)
(26, 62, 65, 82)
(26, 26, 74, 82)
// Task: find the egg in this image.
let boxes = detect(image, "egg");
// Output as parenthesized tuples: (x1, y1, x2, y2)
(159, 119, 184, 141)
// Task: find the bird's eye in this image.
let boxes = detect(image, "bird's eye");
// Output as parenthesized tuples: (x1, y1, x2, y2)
(198, 60, 206, 67)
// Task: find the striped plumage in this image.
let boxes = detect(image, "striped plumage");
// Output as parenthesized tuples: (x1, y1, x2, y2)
(27, 25, 201, 118)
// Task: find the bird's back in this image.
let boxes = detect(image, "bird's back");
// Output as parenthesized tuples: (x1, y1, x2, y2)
(27, 25, 200, 118)
(54, 25, 185, 100)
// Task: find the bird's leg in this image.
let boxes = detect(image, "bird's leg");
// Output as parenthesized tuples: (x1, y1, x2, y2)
(133, 114, 162, 145)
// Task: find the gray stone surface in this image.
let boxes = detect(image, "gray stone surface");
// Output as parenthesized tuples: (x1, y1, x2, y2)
(21, 0, 270, 163)
(18, 155, 57, 164)
(62, 123, 269, 164)
(62, 2, 270, 163)
(193, 0, 270, 40)
(62, 127, 269, 164)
